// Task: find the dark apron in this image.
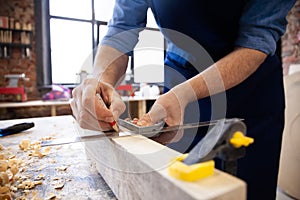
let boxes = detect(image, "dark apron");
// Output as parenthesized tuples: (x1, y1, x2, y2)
(150, 1, 285, 199)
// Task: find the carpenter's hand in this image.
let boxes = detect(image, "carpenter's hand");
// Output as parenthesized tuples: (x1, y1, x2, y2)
(71, 78, 125, 131)
(137, 90, 188, 144)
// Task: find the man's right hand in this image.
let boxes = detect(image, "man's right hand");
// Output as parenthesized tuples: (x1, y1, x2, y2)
(71, 78, 126, 131)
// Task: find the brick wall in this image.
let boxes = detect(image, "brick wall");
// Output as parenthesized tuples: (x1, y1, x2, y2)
(0, 0, 72, 119)
(0, 0, 38, 99)
(0, 105, 72, 120)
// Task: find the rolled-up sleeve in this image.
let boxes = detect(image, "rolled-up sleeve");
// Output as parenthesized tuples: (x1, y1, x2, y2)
(100, 0, 149, 55)
(235, 0, 296, 55)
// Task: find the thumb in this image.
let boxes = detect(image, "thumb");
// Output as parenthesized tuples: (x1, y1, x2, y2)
(110, 98, 126, 120)
(138, 103, 167, 126)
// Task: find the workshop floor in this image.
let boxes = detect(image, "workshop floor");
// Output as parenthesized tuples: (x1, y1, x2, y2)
(276, 188, 295, 200)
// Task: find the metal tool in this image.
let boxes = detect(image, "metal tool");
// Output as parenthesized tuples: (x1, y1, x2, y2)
(0, 122, 34, 137)
(168, 118, 254, 181)
(118, 119, 165, 137)
(40, 118, 231, 147)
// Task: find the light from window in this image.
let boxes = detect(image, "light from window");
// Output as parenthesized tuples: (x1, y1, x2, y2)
(50, 19, 93, 84)
(94, 0, 115, 21)
(134, 29, 164, 83)
(49, 0, 92, 20)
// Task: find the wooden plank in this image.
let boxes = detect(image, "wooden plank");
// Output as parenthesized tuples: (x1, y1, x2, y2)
(0, 100, 71, 108)
(85, 128, 246, 199)
(0, 116, 116, 199)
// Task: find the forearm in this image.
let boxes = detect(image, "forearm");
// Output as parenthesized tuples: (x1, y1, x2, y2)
(93, 45, 129, 87)
(173, 47, 267, 104)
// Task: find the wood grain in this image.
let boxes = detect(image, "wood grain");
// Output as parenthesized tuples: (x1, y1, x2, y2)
(0, 115, 116, 200)
(85, 129, 246, 200)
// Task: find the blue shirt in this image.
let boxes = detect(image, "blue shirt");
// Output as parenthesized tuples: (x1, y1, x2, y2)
(101, 0, 296, 59)
(101, 0, 295, 118)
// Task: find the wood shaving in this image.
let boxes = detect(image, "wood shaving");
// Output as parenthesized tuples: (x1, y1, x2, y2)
(0, 172, 9, 186)
(34, 174, 45, 181)
(0, 136, 75, 199)
(46, 193, 56, 200)
(0, 161, 8, 172)
(39, 136, 54, 141)
(19, 140, 52, 159)
(15, 196, 27, 200)
(0, 193, 12, 200)
(0, 186, 10, 194)
(56, 166, 67, 171)
(53, 182, 64, 190)
(0, 139, 54, 199)
(18, 140, 31, 151)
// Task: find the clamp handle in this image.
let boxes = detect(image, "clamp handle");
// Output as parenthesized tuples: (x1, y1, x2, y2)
(168, 118, 254, 181)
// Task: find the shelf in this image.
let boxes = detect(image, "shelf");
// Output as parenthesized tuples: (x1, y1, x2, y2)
(0, 28, 32, 33)
(0, 43, 31, 48)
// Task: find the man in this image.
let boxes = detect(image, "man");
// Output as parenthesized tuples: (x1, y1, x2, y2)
(71, 0, 296, 199)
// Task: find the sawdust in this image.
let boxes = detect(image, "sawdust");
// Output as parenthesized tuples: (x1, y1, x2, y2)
(0, 138, 69, 200)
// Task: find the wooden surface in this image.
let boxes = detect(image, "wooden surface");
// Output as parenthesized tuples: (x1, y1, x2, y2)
(0, 100, 71, 116)
(0, 115, 246, 200)
(0, 96, 157, 117)
(122, 96, 158, 119)
(85, 125, 246, 199)
(0, 115, 116, 199)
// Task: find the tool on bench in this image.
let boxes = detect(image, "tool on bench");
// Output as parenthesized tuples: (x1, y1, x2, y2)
(0, 73, 29, 102)
(40, 118, 237, 147)
(168, 118, 254, 181)
(0, 122, 35, 137)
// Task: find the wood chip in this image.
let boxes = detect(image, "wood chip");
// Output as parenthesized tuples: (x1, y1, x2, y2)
(54, 182, 64, 190)
(0, 161, 8, 172)
(0, 193, 12, 200)
(0, 186, 10, 194)
(46, 193, 56, 200)
(34, 174, 45, 181)
(56, 166, 67, 171)
(0, 172, 9, 186)
(19, 140, 31, 151)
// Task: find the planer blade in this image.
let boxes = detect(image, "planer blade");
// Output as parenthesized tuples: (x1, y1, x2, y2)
(40, 119, 242, 147)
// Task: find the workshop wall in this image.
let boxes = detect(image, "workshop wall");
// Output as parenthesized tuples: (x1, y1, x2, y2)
(0, 0, 72, 119)
(0, 0, 38, 99)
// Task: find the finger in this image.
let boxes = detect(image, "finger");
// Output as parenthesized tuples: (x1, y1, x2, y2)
(74, 102, 112, 131)
(95, 93, 114, 122)
(71, 87, 83, 120)
(80, 84, 97, 117)
(109, 96, 126, 120)
(72, 85, 111, 130)
(81, 84, 113, 122)
(138, 103, 167, 126)
(78, 116, 112, 131)
(70, 98, 78, 120)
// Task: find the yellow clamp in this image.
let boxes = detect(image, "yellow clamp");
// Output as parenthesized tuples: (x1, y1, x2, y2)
(168, 154, 215, 182)
(230, 131, 254, 148)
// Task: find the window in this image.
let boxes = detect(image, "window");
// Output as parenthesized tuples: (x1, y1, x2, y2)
(36, 0, 164, 86)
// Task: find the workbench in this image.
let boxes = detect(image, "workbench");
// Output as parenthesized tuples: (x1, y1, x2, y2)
(0, 100, 72, 116)
(0, 115, 246, 200)
(0, 96, 157, 119)
(0, 115, 116, 199)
